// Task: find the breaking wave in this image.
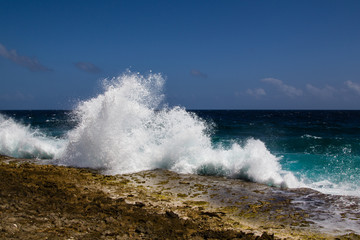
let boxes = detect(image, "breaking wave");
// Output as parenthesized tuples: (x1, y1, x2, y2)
(0, 114, 65, 159)
(59, 72, 299, 187)
(0, 72, 301, 188)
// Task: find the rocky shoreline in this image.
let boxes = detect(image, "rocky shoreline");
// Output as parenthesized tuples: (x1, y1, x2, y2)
(0, 155, 359, 239)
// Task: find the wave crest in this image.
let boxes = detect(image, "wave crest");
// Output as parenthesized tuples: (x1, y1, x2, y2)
(0, 114, 65, 159)
(60, 72, 298, 187)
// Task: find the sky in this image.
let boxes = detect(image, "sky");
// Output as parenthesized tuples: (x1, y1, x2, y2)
(1, 0, 360, 110)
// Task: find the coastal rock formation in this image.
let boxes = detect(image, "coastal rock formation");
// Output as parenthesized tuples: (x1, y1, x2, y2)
(0, 155, 359, 239)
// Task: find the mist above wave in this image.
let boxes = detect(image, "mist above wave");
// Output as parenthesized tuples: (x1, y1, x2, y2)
(58, 72, 298, 187)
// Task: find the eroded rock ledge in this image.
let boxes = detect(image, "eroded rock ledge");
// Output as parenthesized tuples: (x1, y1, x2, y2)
(0, 155, 359, 239)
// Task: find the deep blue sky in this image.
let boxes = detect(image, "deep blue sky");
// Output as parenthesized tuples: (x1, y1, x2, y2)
(1, 0, 360, 109)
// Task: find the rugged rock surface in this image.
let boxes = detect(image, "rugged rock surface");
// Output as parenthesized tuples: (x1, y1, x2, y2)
(0, 155, 359, 239)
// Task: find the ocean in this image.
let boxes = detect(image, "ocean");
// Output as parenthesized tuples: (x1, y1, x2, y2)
(1, 73, 360, 198)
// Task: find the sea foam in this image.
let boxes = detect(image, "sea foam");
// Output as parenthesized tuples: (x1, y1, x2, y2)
(60, 72, 299, 187)
(0, 114, 65, 159)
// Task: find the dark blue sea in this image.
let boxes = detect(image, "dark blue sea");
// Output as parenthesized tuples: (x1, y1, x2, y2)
(0, 74, 359, 197)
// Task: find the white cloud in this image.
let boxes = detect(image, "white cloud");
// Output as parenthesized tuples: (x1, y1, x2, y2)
(262, 78, 303, 97)
(246, 88, 266, 98)
(345, 81, 360, 95)
(306, 84, 337, 99)
(0, 43, 52, 72)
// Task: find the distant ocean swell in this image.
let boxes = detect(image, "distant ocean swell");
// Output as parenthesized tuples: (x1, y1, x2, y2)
(0, 72, 359, 197)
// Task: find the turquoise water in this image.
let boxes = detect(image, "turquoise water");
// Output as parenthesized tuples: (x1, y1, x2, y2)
(195, 110, 360, 195)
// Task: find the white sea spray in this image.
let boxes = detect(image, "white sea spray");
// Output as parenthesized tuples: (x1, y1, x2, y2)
(0, 114, 65, 159)
(60, 72, 298, 187)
